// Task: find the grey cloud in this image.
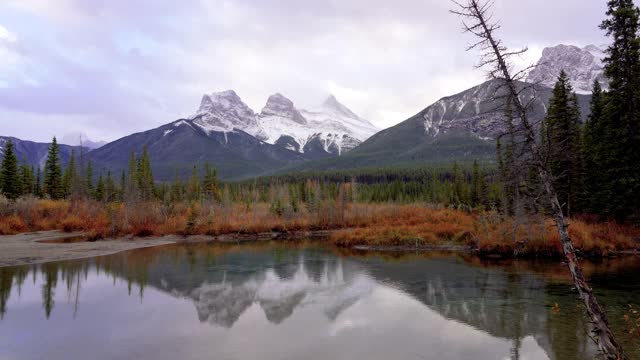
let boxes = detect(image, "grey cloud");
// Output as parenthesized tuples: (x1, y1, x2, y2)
(0, 0, 624, 143)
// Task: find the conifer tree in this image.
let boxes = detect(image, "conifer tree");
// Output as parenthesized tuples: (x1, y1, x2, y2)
(136, 146, 154, 200)
(171, 169, 183, 202)
(34, 167, 42, 198)
(0, 140, 21, 199)
(582, 80, 605, 213)
(119, 170, 126, 202)
(599, 0, 640, 220)
(105, 171, 116, 202)
(19, 161, 34, 197)
(43, 137, 63, 200)
(62, 150, 76, 199)
(186, 165, 200, 201)
(94, 173, 105, 201)
(471, 160, 487, 209)
(125, 151, 139, 202)
(541, 71, 583, 217)
(85, 160, 94, 196)
(202, 162, 220, 201)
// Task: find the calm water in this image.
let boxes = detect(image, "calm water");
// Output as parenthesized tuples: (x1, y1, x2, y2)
(0, 242, 639, 360)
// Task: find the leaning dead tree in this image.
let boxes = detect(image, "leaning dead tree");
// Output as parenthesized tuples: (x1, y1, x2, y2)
(451, 1, 625, 358)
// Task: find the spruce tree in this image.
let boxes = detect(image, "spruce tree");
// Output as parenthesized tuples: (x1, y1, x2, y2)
(119, 170, 126, 202)
(62, 150, 76, 199)
(186, 165, 200, 201)
(94, 173, 105, 201)
(599, 0, 640, 220)
(85, 160, 94, 196)
(105, 171, 116, 202)
(43, 137, 63, 200)
(34, 167, 42, 198)
(540, 71, 583, 217)
(583, 80, 605, 213)
(171, 169, 183, 202)
(19, 161, 34, 197)
(0, 140, 21, 200)
(125, 150, 139, 202)
(136, 146, 154, 201)
(202, 162, 220, 201)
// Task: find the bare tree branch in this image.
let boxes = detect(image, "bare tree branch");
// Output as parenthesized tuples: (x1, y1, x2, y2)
(451, 1, 626, 358)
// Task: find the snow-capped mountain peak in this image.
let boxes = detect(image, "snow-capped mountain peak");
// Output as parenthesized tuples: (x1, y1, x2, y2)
(260, 93, 307, 125)
(192, 90, 260, 134)
(189, 90, 379, 156)
(526, 44, 608, 94)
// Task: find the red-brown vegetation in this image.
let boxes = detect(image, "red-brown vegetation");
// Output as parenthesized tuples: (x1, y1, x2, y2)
(0, 198, 638, 257)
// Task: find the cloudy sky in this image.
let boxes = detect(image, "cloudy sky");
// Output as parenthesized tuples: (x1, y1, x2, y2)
(0, 0, 617, 144)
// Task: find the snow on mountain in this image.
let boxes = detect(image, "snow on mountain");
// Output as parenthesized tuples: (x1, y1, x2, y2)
(417, 79, 592, 142)
(526, 44, 608, 94)
(190, 91, 378, 156)
(191, 90, 265, 138)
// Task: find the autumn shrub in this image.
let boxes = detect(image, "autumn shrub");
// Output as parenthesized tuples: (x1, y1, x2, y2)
(0, 215, 27, 234)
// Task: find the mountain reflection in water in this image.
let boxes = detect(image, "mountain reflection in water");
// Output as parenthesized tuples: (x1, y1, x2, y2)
(0, 242, 638, 360)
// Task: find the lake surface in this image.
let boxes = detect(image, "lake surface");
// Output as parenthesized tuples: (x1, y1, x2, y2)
(0, 242, 639, 360)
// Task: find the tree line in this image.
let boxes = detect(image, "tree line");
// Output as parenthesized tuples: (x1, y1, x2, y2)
(0, 138, 222, 204)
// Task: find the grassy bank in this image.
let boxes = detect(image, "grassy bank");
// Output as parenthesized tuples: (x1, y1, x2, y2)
(0, 197, 638, 258)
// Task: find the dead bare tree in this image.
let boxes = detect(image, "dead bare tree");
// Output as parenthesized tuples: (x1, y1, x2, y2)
(451, 1, 625, 358)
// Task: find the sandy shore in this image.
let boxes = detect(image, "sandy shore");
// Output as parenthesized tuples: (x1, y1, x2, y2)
(0, 231, 180, 267)
(0, 230, 336, 267)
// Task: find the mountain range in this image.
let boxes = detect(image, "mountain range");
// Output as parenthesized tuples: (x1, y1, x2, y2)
(1, 43, 605, 180)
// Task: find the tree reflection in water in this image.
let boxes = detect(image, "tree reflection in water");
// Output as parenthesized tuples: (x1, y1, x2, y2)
(0, 243, 638, 360)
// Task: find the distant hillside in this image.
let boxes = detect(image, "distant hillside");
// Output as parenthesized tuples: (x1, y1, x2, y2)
(0, 136, 84, 169)
(87, 119, 307, 181)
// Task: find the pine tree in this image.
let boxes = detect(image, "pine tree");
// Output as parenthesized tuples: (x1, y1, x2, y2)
(43, 137, 63, 200)
(186, 165, 200, 201)
(599, 0, 640, 220)
(171, 169, 183, 202)
(105, 171, 116, 202)
(540, 71, 583, 217)
(119, 170, 126, 202)
(19, 161, 34, 197)
(583, 80, 605, 213)
(471, 160, 487, 209)
(125, 150, 139, 202)
(34, 167, 42, 198)
(137, 146, 154, 200)
(0, 140, 21, 200)
(202, 162, 220, 201)
(62, 150, 76, 199)
(85, 160, 94, 197)
(94, 173, 105, 201)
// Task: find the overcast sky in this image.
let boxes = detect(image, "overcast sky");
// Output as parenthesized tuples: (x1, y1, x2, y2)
(0, 0, 619, 144)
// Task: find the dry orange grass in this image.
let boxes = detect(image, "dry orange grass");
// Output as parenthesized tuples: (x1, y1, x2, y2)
(331, 206, 476, 247)
(0, 199, 637, 257)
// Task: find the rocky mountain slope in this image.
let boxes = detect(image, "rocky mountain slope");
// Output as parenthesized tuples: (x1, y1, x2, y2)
(280, 79, 592, 172)
(526, 44, 608, 93)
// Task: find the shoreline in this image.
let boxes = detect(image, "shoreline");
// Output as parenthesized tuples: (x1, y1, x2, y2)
(1, 230, 639, 267)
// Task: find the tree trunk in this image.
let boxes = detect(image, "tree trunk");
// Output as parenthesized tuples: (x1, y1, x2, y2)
(451, 1, 626, 357)
(538, 166, 623, 358)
